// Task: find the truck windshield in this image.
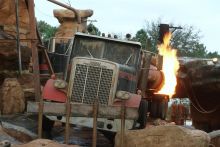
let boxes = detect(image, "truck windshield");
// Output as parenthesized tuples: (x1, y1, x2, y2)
(71, 37, 140, 66)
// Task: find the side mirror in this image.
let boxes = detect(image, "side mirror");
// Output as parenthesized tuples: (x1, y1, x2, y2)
(48, 38, 56, 53)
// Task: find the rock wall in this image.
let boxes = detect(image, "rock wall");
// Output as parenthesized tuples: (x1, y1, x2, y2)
(54, 9, 93, 38)
(0, 0, 31, 72)
(0, 42, 31, 71)
(0, 0, 30, 40)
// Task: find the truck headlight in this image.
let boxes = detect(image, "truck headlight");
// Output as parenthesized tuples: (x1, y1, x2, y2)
(53, 79, 67, 89)
(116, 90, 131, 100)
(212, 58, 218, 63)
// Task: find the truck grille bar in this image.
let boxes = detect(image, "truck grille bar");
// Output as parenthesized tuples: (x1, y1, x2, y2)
(71, 64, 113, 105)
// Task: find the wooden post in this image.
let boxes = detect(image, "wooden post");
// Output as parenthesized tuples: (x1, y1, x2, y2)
(120, 100, 126, 147)
(65, 101, 71, 144)
(28, 0, 42, 138)
(92, 99, 98, 147)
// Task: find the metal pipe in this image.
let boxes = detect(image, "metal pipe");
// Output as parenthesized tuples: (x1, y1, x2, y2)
(15, 0, 22, 74)
(47, 0, 81, 24)
(27, 0, 42, 138)
(92, 99, 98, 147)
(37, 44, 55, 75)
(36, 21, 55, 75)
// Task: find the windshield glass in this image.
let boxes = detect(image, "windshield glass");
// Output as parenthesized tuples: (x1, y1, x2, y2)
(71, 37, 140, 66)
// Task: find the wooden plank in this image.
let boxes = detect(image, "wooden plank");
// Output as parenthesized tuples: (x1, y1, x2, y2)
(27, 101, 139, 120)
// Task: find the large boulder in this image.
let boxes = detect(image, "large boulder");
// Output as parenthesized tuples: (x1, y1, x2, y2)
(54, 9, 93, 38)
(0, 78, 25, 114)
(13, 139, 79, 147)
(115, 125, 210, 147)
(209, 130, 220, 147)
(0, 125, 21, 145)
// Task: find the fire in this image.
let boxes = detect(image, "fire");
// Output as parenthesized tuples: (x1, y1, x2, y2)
(157, 32, 179, 98)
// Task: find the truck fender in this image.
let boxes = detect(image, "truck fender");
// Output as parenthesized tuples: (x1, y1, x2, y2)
(113, 94, 141, 108)
(42, 79, 67, 102)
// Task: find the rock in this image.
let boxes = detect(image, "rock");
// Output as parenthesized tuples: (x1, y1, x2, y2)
(0, 0, 29, 39)
(0, 78, 25, 115)
(115, 125, 210, 147)
(17, 73, 35, 99)
(53, 9, 93, 38)
(0, 73, 35, 101)
(12, 139, 79, 147)
(152, 118, 168, 126)
(176, 58, 220, 131)
(0, 0, 31, 72)
(54, 9, 93, 22)
(0, 43, 31, 71)
(209, 130, 220, 147)
(0, 140, 11, 147)
(0, 125, 20, 145)
(2, 122, 34, 143)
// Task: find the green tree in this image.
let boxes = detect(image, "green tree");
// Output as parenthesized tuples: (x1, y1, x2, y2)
(132, 29, 148, 49)
(206, 51, 220, 58)
(87, 23, 101, 36)
(133, 20, 218, 58)
(171, 26, 206, 57)
(37, 20, 57, 41)
(144, 21, 160, 52)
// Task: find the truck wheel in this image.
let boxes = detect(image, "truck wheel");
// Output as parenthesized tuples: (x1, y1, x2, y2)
(99, 129, 116, 143)
(42, 115, 55, 139)
(137, 100, 148, 129)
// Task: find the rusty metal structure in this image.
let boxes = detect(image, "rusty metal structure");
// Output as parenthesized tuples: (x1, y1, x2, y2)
(28, 33, 144, 146)
(24, 7, 166, 144)
(175, 57, 220, 132)
(26, 29, 165, 147)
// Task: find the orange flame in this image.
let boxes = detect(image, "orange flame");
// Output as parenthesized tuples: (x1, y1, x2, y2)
(157, 32, 179, 98)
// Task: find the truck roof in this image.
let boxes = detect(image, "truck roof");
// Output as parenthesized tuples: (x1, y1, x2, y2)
(75, 32, 142, 47)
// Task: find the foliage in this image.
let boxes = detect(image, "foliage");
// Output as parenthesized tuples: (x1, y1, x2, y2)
(37, 20, 57, 41)
(132, 29, 148, 49)
(206, 51, 220, 58)
(133, 20, 219, 58)
(37, 19, 219, 58)
(87, 23, 101, 36)
(171, 26, 206, 57)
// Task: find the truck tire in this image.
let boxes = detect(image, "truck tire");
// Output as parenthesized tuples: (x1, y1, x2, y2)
(42, 115, 55, 139)
(137, 100, 148, 129)
(99, 129, 116, 143)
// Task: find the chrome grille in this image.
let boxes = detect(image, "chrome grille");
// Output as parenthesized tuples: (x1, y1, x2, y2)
(71, 64, 113, 105)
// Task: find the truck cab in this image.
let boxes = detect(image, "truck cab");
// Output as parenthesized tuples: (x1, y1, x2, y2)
(41, 33, 145, 132)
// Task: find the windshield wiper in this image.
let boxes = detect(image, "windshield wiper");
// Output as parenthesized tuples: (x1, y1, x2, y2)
(125, 54, 133, 65)
(86, 48, 93, 58)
